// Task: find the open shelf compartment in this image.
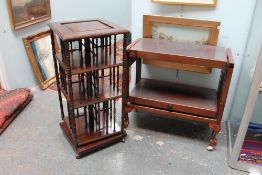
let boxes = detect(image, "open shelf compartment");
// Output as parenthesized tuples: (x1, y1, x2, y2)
(62, 114, 122, 147)
(55, 49, 123, 75)
(60, 75, 122, 109)
(129, 78, 218, 118)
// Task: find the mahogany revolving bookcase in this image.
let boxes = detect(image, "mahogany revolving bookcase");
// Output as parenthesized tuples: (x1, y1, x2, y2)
(124, 38, 234, 150)
(49, 19, 131, 158)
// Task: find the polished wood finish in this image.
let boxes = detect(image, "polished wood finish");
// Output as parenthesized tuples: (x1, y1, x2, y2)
(129, 38, 227, 69)
(50, 19, 130, 158)
(129, 79, 217, 118)
(143, 15, 220, 73)
(49, 19, 129, 41)
(124, 38, 234, 148)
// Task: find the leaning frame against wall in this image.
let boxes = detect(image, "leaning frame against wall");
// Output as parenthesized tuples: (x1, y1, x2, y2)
(23, 30, 57, 90)
(143, 15, 220, 74)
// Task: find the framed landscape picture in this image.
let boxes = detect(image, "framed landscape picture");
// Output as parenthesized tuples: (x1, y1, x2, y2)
(7, 0, 51, 30)
(143, 15, 220, 73)
(152, 0, 217, 6)
(23, 30, 58, 90)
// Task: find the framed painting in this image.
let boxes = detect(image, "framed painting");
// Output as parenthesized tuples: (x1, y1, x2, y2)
(7, 0, 51, 30)
(23, 30, 58, 90)
(143, 15, 220, 74)
(152, 0, 217, 6)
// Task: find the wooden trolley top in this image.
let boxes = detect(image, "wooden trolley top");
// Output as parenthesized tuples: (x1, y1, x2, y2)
(128, 38, 233, 69)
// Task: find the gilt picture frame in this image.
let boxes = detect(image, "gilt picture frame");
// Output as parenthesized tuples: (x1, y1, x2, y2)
(143, 15, 220, 74)
(23, 30, 58, 90)
(7, 0, 51, 30)
(152, 0, 217, 6)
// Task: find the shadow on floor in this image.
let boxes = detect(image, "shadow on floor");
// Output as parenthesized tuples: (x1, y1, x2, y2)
(128, 111, 212, 142)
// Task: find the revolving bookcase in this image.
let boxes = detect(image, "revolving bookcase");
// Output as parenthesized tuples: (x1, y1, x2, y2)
(49, 19, 131, 158)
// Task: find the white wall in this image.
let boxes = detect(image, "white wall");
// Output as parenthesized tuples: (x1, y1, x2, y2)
(0, 0, 131, 89)
(0, 51, 9, 89)
(131, 0, 256, 121)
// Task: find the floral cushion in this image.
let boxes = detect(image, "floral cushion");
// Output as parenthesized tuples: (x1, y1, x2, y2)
(0, 88, 31, 128)
(0, 89, 6, 96)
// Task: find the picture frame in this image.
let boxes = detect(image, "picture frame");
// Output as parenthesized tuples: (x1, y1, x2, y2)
(23, 30, 58, 90)
(151, 0, 217, 7)
(7, 0, 51, 30)
(143, 15, 220, 74)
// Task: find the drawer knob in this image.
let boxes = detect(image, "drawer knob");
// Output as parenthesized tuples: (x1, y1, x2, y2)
(167, 105, 173, 111)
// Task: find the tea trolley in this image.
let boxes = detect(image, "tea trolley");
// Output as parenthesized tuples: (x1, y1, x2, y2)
(124, 38, 234, 150)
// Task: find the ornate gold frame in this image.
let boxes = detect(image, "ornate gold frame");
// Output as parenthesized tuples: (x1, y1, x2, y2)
(23, 30, 58, 90)
(7, 0, 51, 31)
(143, 15, 220, 74)
(152, 0, 217, 6)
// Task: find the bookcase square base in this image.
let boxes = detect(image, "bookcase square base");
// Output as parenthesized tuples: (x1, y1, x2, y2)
(60, 119, 126, 158)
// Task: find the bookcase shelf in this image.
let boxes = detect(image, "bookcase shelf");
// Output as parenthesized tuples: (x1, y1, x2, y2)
(55, 51, 123, 75)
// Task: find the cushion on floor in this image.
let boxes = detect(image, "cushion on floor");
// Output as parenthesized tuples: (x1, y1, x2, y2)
(0, 89, 6, 96)
(0, 88, 31, 128)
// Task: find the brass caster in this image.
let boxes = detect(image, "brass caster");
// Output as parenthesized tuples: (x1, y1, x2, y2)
(207, 146, 214, 151)
(209, 138, 217, 147)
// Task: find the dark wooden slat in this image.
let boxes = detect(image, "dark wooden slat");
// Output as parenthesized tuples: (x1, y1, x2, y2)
(129, 79, 217, 118)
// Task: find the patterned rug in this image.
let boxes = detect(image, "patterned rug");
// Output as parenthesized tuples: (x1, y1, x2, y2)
(239, 123, 262, 166)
